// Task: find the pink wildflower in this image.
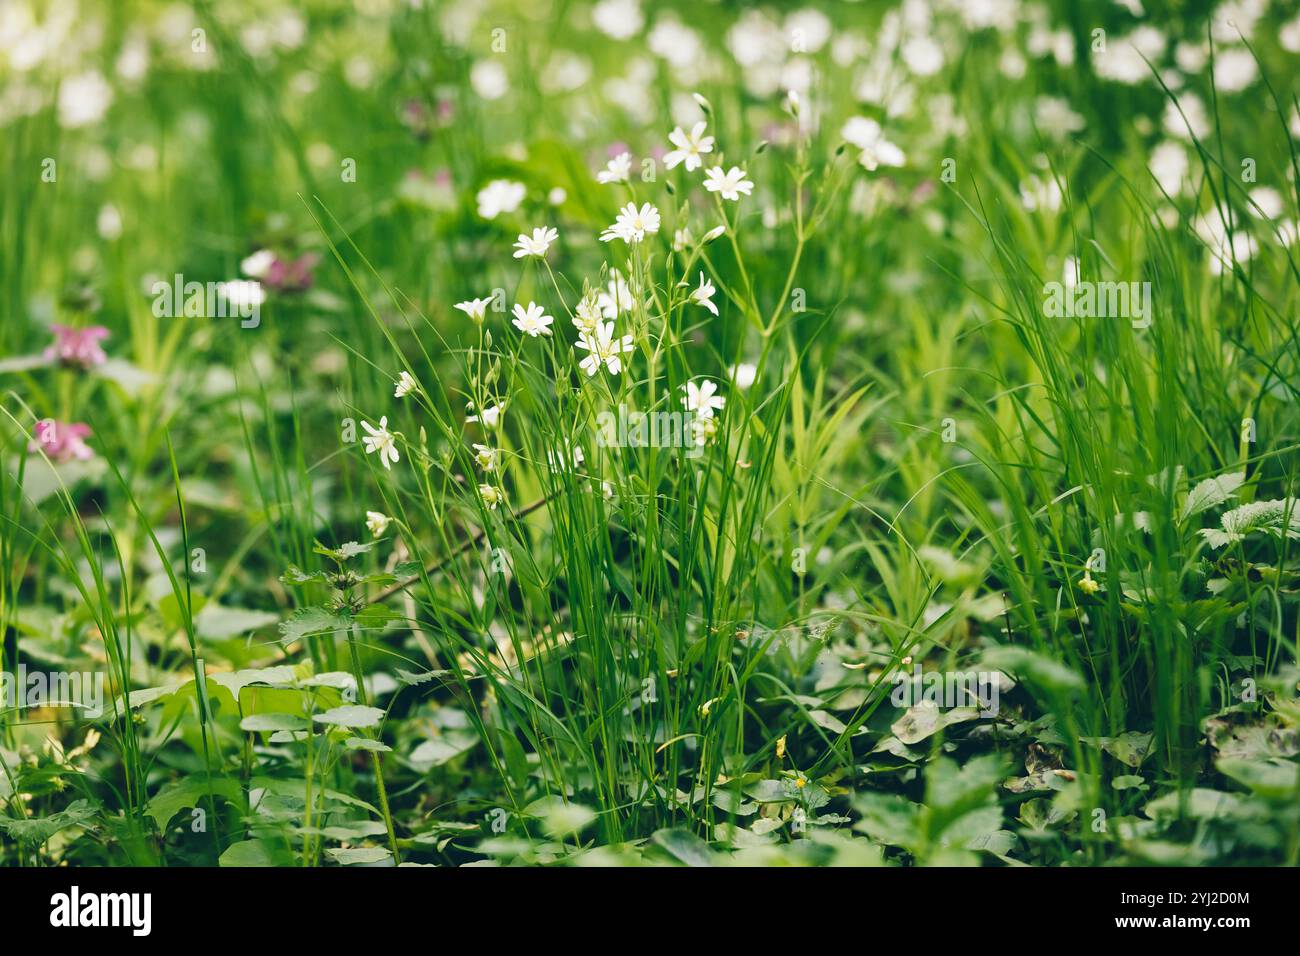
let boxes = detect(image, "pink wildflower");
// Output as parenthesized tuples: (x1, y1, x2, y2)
(29, 421, 95, 462)
(44, 325, 109, 368)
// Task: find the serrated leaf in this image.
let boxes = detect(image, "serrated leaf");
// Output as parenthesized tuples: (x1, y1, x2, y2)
(1181, 472, 1245, 521)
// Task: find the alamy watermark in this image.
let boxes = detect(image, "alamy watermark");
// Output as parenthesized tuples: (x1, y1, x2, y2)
(1043, 279, 1151, 329)
(1, 667, 105, 719)
(596, 405, 703, 458)
(890, 664, 1001, 718)
(151, 274, 264, 328)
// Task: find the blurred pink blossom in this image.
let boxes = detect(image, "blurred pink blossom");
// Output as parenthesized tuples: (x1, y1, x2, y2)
(264, 252, 320, 292)
(44, 324, 109, 368)
(29, 420, 95, 462)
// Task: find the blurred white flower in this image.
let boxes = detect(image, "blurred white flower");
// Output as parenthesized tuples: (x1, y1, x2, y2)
(511, 301, 554, 337)
(470, 59, 508, 100)
(1095, 28, 1164, 85)
(842, 117, 905, 170)
(241, 249, 275, 278)
(1063, 256, 1079, 290)
(598, 272, 634, 318)
(1282, 15, 1300, 54)
(689, 272, 718, 315)
(361, 417, 400, 470)
(476, 180, 526, 219)
(702, 166, 754, 201)
(901, 36, 944, 76)
(478, 483, 504, 510)
(647, 17, 703, 71)
(513, 226, 558, 259)
(597, 151, 632, 184)
(217, 279, 266, 311)
(1019, 175, 1062, 213)
(728, 363, 757, 389)
(365, 511, 390, 537)
(1212, 47, 1257, 94)
(1248, 186, 1284, 220)
(664, 121, 714, 171)
(592, 0, 644, 40)
(1163, 95, 1210, 140)
(96, 204, 122, 241)
(1149, 141, 1188, 196)
(58, 71, 113, 128)
(786, 9, 831, 53)
(1034, 96, 1085, 139)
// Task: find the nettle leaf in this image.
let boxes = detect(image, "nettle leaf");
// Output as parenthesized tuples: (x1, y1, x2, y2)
(1181, 472, 1246, 521)
(890, 702, 980, 745)
(279, 606, 349, 643)
(0, 799, 98, 845)
(326, 847, 393, 866)
(281, 565, 330, 586)
(313, 705, 386, 729)
(1082, 732, 1153, 768)
(208, 666, 299, 700)
(1199, 498, 1300, 549)
(314, 540, 374, 562)
(196, 605, 281, 640)
(354, 603, 401, 629)
(395, 668, 452, 687)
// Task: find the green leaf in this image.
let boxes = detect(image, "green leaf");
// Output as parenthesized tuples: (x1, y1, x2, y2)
(326, 847, 393, 866)
(219, 839, 293, 867)
(0, 799, 97, 845)
(145, 778, 245, 832)
(279, 606, 348, 643)
(313, 705, 386, 729)
(651, 827, 716, 866)
(1181, 472, 1245, 521)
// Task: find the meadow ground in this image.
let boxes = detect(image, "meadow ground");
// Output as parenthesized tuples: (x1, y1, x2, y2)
(1, 0, 1298, 869)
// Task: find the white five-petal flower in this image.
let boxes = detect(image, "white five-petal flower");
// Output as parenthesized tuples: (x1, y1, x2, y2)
(702, 166, 754, 201)
(600, 202, 661, 244)
(472, 443, 499, 472)
(681, 379, 726, 419)
(466, 402, 505, 428)
(394, 370, 418, 398)
(365, 511, 391, 537)
(455, 296, 493, 323)
(513, 226, 558, 259)
(361, 417, 400, 469)
(597, 151, 632, 184)
(575, 321, 635, 377)
(511, 301, 554, 336)
(664, 121, 715, 171)
(689, 272, 718, 315)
